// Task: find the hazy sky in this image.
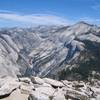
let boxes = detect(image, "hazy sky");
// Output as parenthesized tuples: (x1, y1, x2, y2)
(0, 0, 100, 27)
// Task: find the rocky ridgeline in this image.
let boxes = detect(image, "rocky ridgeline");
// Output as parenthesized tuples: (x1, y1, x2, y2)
(0, 22, 100, 100)
(0, 22, 100, 80)
(0, 76, 100, 100)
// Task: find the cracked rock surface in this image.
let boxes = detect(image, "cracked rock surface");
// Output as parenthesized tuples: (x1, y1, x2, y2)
(0, 76, 100, 100)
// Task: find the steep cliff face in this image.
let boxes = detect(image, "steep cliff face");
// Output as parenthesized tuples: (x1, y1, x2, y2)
(27, 22, 100, 80)
(0, 22, 100, 80)
(0, 34, 20, 77)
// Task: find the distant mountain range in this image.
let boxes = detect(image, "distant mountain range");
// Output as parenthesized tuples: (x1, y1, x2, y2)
(0, 21, 100, 81)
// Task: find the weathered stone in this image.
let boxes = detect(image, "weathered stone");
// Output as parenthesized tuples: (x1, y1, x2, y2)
(0, 89, 28, 100)
(35, 86, 55, 96)
(20, 83, 34, 94)
(53, 89, 66, 100)
(31, 76, 44, 85)
(29, 91, 49, 100)
(43, 78, 64, 88)
(0, 77, 20, 98)
(19, 77, 31, 84)
(96, 95, 100, 100)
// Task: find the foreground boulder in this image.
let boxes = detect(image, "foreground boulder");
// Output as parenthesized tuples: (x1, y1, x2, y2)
(28, 86, 55, 100)
(31, 76, 44, 85)
(1, 89, 28, 100)
(52, 88, 66, 100)
(1, 76, 100, 100)
(29, 92, 49, 100)
(20, 83, 34, 94)
(0, 76, 20, 99)
(43, 78, 64, 88)
(19, 77, 31, 84)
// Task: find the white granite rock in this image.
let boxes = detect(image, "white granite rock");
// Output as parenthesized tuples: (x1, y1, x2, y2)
(31, 76, 44, 85)
(0, 77, 20, 97)
(43, 78, 64, 87)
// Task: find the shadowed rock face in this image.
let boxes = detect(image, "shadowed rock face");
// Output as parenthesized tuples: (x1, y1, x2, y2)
(0, 22, 100, 80)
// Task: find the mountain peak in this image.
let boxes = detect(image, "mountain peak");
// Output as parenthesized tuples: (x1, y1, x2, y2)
(75, 21, 91, 26)
(75, 21, 97, 28)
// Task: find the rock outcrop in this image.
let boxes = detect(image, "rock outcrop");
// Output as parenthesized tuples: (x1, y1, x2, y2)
(0, 76, 100, 100)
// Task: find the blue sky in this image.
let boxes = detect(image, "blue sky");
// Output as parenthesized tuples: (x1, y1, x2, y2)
(0, 0, 100, 27)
